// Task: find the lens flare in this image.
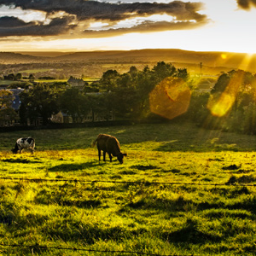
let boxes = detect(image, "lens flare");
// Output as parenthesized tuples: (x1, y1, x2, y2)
(149, 77, 191, 120)
(207, 70, 244, 117)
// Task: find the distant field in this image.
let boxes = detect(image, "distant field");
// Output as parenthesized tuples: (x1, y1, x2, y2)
(1, 122, 256, 255)
(0, 80, 15, 86)
(34, 79, 67, 83)
(20, 68, 63, 74)
(0, 80, 27, 87)
(34, 77, 99, 83)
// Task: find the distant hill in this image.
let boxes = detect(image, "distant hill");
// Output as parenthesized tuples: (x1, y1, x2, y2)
(0, 52, 49, 64)
(1, 49, 256, 72)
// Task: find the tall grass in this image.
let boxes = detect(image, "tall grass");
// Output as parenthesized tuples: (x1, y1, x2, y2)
(0, 122, 256, 255)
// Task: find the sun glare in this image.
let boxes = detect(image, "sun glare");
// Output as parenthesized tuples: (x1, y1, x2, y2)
(149, 77, 191, 120)
(221, 54, 227, 59)
(237, 53, 255, 71)
(207, 70, 244, 117)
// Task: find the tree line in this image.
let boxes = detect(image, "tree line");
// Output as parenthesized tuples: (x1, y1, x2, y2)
(187, 69, 256, 134)
(1, 61, 256, 135)
(16, 62, 188, 126)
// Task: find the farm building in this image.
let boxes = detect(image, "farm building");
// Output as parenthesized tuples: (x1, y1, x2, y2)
(51, 110, 115, 124)
(67, 76, 86, 87)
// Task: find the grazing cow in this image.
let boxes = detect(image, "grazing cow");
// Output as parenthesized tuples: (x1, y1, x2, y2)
(11, 137, 35, 153)
(93, 134, 127, 164)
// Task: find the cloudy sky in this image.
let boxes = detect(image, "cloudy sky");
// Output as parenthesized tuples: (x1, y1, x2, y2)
(0, 0, 256, 52)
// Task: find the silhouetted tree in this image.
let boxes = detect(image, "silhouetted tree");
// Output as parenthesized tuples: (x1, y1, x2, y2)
(60, 87, 90, 123)
(20, 83, 61, 125)
(152, 61, 176, 82)
(0, 90, 18, 125)
(15, 73, 22, 80)
(176, 68, 188, 80)
(100, 70, 119, 90)
(29, 74, 35, 82)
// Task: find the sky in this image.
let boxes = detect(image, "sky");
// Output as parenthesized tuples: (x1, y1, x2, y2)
(0, 0, 256, 53)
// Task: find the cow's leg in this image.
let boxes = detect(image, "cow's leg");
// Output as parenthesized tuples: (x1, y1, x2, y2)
(108, 153, 112, 162)
(98, 149, 101, 163)
(103, 151, 106, 162)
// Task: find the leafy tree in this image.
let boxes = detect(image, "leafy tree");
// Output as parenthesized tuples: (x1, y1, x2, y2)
(152, 61, 176, 82)
(19, 83, 61, 125)
(7, 74, 15, 80)
(100, 70, 119, 90)
(186, 91, 210, 124)
(211, 71, 236, 94)
(109, 87, 137, 119)
(117, 73, 133, 88)
(176, 68, 188, 80)
(143, 65, 150, 73)
(29, 74, 35, 82)
(129, 66, 138, 78)
(242, 102, 256, 134)
(0, 90, 18, 125)
(60, 87, 90, 123)
(15, 73, 22, 80)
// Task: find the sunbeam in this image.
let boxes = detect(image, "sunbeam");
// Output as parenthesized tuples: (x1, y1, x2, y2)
(207, 70, 244, 117)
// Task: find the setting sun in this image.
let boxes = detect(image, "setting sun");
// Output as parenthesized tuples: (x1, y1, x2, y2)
(0, 0, 256, 53)
(221, 54, 227, 59)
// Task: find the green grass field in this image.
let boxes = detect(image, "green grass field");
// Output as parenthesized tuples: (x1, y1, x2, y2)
(1, 122, 256, 255)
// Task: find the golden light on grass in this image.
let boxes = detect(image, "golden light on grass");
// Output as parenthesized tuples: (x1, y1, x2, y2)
(149, 77, 191, 120)
(207, 70, 244, 117)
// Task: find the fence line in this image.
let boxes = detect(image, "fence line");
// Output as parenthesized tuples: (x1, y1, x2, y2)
(0, 243, 200, 256)
(0, 176, 255, 187)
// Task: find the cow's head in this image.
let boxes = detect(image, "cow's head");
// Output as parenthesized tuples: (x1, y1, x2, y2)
(117, 152, 127, 164)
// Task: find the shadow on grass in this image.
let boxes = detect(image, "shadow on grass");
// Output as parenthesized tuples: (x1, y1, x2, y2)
(155, 141, 241, 152)
(130, 164, 159, 171)
(43, 223, 133, 244)
(49, 162, 97, 172)
(162, 218, 221, 244)
(34, 189, 102, 208)
(36, 198, 101, 208)
(123, 188, 256, 215)
(2, 158, 42, 164)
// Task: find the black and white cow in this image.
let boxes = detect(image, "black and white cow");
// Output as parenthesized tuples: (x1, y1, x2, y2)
(11, 137, 35, 153)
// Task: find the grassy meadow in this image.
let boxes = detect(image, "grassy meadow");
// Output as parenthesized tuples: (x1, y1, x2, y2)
(1, 122, 256, 255)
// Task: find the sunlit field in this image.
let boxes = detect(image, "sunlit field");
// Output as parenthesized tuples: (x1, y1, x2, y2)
(1, 122, 256, 255)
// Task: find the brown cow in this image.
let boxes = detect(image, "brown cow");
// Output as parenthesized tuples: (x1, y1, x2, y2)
(93, 134, 127, 164)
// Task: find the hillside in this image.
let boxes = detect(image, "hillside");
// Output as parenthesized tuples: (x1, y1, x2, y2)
(1, 49, 256, 78)
(0, 52, 50, 64)
(13, 49, 256, 72)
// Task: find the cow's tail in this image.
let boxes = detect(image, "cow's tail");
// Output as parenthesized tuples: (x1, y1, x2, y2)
(92, 138, 98, 147)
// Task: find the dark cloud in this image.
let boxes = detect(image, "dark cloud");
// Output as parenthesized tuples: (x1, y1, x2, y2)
(0, 0, 209, 38)
(0, 1, 207, 21)
(0, 16, 76, 36)
(236, 0, 256, 9)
